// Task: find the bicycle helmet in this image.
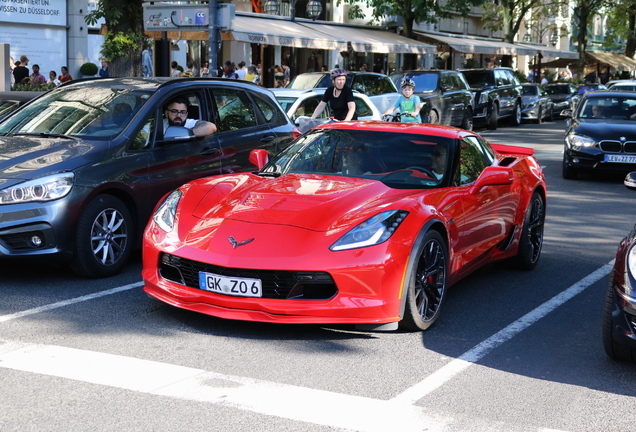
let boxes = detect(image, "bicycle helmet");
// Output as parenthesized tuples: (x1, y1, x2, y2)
(331, 68, 348, 79)
(401, 78, 415, 89)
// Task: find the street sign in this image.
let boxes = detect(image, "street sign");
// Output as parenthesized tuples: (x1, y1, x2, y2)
(143, 3, 235, 31)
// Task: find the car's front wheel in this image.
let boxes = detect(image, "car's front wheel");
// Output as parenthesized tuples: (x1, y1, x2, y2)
(70, 195, 134, 278)
(537, 107, 543, 124)
(511, 101, 522, 126)
(512, 192, 544, 270)
(602, 276, 636, 361)
(428, 109, 439, 125)
(487, 104, 498, 130)
(460, 108, 473, 131)
(401, 230, 448, 331)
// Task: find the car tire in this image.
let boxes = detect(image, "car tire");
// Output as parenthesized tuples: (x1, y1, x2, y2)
(70, 195, 133, 278)
(537, 107, 543, 124)
(460, 108, 473, 131)
(512, 192, 544, 270)
(511, 101, 522, 126)
(562, 157, 578, 180)
(487, 104, 498, 130)
(401, 230, 448, 331)
(602, 275, 636, 361)
(548, 107, 554, 122)
(428, 109, 439, 125)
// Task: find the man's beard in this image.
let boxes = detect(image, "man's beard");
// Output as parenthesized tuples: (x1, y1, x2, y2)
(168, 117, 184, 126)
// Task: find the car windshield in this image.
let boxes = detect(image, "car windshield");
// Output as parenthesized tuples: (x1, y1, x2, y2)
(260, 128, 454, 189)
(461, 71, 495, 88)
(408, 74, 439, 92)
(275, 96, 299, 112)
(522, 86, 539, 96)
(288, 74, 328, 89)
(0, 84, 152, 139)
(544, 85, 570, 95)
(578, 96, 636, 120)
(613, 85, 636, 91)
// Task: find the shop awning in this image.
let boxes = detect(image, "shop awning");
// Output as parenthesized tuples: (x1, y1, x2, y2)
(228, 15, 347, 50)
(414, 32, 537, 56)
(586, 51, 636, 68)
(302, 22, 436, 54)
(145, 14, 348, 51)
(515, 43, 578, 59)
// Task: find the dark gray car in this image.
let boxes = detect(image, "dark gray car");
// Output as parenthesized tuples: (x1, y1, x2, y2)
(459, 67, 523, 130)
(0, 77, 299, 277)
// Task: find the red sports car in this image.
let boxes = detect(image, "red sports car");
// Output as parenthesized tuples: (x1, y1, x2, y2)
(142, 122, 546, 331)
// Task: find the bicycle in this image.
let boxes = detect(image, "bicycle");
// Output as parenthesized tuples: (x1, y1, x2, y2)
(381, 112, 418, 122)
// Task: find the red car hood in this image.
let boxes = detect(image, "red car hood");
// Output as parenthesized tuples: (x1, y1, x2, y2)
(188, 173, 410, 232)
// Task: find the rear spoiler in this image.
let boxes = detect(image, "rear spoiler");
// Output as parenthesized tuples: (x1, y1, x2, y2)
(490, 143, 534, 156)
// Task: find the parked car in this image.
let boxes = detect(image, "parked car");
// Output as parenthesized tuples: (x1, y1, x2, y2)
(459, 67, 522, 130)
(603, 171, 636, 361)
(562, 90, 636, 179)
(271, 87, 382, 125)
(285, 71, 400, 113)
(607, 79, 636, 89)
(0, 91, 42, 121)
(607, 82, 636, 92)
(577, 83, 607, 95)
(142, 121, 546, 331)
(543, 83, 579, 118)
(0, 77, 300, 278)
(520, 84, 554, 123)
(389, 70, 474, 130)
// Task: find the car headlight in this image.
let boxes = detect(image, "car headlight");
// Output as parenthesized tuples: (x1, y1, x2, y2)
(628, 244, 636, 281)
(0, 172, 74, 204)
(566, 134, 596, 151)
(330, 210, 409, 251)
(153, 189, 182, 233)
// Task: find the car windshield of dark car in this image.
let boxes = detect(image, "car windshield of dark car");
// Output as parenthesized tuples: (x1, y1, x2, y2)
(462, 71, 495, 88)
(544, 85, 569, 95)
(260, 129, 454, 189)
(578, 96, 636, 120)
(0, 86, 151, 139)
(522, 86, 538, 96)
(410, 74, 439, 92)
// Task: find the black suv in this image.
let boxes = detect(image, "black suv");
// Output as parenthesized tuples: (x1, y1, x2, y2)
(286, 71, 400, 113)
(0, 77, 299, 278)
(391, 70, 474, 130)
(459, 67, 523, 129)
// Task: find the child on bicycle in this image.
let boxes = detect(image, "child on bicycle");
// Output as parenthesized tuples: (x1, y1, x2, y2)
(383, 78, 421, 123)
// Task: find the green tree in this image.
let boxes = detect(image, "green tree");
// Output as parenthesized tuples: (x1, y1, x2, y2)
(572, 0, 609, 79)
(605, 0, 636, 57)
(85, 0, 147, 77)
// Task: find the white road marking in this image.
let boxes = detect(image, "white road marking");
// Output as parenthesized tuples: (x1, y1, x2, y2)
(390, 260, 614, 404)
(0, 261, 613, 432)
(0, 281, 142, 323)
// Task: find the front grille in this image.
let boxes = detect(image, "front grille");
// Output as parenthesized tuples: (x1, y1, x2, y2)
(159, 253, 338, 300)
(600, 140, 636, 154)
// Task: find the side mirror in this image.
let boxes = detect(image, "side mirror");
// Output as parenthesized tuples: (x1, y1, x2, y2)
(470, 166, 513, 194)
(625, 172, 636, 191)
(249, 149, 269, 170)
(560, 109, 572, 118)
(161, 126, 195, 143)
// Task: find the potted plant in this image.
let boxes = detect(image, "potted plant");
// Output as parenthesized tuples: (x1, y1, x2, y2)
(79, 62, 99, 77)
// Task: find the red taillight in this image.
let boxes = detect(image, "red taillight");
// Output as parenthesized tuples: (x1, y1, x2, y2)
(292, 127, 302, 139)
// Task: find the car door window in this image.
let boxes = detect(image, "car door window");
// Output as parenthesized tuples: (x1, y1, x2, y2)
(440, 73, 452, 90)
(297, 96, 327, 119)
(129, 115, 155, 150)
(212, 88, 257, 132)
(455, 136, 489, 185)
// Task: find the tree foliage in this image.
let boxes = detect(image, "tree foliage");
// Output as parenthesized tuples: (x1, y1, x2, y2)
(605, 0, 636, 57)
(572, 0, 609, 78)
(85, 0, 147, 77)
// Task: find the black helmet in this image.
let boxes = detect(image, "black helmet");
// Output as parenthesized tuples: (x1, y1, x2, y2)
(401, 78, 415, 89)
(331, 68, 347, 79)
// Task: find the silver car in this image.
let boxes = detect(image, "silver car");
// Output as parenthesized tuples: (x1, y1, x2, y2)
(521, 84, 554, 123)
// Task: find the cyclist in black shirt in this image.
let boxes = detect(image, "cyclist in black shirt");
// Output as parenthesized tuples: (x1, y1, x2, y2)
(311, 68, 357, 121)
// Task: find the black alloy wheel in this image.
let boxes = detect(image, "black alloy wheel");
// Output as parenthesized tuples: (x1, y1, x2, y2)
(513, 192, 544, 270)
(401, 230, 448, 331)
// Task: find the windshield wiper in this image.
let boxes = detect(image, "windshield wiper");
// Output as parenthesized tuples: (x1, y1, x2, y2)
(12, 132, 76, 140)
(256, 171, 282, 177)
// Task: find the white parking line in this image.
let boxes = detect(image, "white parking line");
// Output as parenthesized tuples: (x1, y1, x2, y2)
(0, 262, 613, 431)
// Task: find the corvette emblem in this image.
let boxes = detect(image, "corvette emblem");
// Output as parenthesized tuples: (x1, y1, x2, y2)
(228, 236, 254, 249)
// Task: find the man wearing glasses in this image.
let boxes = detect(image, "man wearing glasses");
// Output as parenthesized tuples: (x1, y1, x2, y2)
(163, 96, 217, 137)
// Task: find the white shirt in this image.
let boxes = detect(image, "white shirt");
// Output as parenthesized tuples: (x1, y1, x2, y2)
(235, 69, 246, 80)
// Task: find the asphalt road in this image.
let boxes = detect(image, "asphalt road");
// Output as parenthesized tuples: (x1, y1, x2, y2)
(1, 118, 635, 432)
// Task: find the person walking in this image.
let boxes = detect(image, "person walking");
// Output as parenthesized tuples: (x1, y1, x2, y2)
(98, 59, 109, 78)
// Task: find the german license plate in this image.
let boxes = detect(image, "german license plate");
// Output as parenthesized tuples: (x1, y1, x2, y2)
(198, 271, 262, 298)
(605, 154, 636, 163)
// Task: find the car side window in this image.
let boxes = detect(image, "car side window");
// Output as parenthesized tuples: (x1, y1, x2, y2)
(297, 96, 327, 119)
(505, 70, 519, 85)
(212, 88, 257, 132)
(160, 91, 204, 138)
(352, 76, 366, 94)
(440, 73, 452, 89)
(129, 116, 155, 151)
(253, 94, 275, 123)
(455, 136, 489, 185)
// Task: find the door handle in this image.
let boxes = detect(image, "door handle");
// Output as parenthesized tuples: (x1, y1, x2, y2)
(200, 147, 220, 157)
(260, 135, 276, 143)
